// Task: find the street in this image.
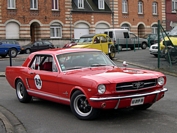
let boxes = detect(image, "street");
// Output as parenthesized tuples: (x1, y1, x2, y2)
(0, 72, 177, 133)
(0, 49, 177, 133)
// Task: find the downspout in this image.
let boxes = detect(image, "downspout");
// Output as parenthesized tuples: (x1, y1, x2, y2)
(112, 0, 114, 29)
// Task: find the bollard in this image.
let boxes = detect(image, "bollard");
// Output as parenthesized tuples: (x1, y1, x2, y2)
(9, 49, 12, 66)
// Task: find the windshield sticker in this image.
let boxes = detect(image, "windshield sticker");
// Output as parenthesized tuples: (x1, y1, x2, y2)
(34, 74, 42, 89)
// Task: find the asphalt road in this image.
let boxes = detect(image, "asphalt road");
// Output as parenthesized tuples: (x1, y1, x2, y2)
(0, 49, 177, 133)
(0, 68, 177, 133)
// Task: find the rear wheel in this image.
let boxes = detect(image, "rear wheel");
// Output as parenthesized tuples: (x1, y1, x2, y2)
(70, 90, 99, 120)
(16, 79, 32, 103)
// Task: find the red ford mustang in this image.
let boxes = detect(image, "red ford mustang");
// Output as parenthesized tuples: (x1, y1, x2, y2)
(5, 48, 168, 120)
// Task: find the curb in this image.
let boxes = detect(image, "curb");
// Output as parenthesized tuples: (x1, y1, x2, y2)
(0, 105, 27, 133)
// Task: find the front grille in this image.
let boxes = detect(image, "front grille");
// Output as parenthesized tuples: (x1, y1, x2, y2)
(116, 79, 157, 91)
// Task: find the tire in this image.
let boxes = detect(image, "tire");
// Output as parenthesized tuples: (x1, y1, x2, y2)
(9, 48, 17, 58)
(108, 45, 116, 60)
(141, 43, 147, 49)
(133, 103, 152, 110)
(164, 49, 177, 64)
(16, 79, 32, 103)
(25, 48, 31, 54)
(70, 90, 99, 120)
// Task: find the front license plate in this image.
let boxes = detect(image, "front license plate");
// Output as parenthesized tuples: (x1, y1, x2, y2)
(131, 97, 144, 106)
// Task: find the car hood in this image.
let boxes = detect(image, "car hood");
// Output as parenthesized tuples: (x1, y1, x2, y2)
(63, 66, 162, 85)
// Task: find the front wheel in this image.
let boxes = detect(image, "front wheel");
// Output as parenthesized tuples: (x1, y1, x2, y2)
(16, 79, 32, 103)
(109, 45, 116, 60)
(70, 90, 99, 120)
(25, 48, 31, 54)
(141, 43, 147, 49)
(9, 48, 17, 58)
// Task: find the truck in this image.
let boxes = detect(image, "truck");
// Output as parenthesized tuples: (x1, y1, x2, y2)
(104, 29, 148, 51)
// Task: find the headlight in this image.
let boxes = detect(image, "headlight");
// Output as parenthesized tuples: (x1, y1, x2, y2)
(157, 77, 165, 86)
(98, 84, 106, 94)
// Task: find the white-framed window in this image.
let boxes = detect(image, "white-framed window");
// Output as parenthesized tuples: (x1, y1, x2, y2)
(50, 22, 62, 38)
(152, 24, 158, 34)
(121, 23, 130, 31)
(30, 0, 38, 10)
(138, 1, 143, 14)
(52, 0, 59, 10)
(122, 0, 128, 13)
(98, 0, 105, 9)
(8, 0, 16, 9)
(78, 0, 84, 9)
(172, 0, 177, 12)
(152, 2, 157, 15)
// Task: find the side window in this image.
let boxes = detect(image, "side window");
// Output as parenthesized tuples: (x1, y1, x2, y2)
(124, 32, 129, 38)
(30, 55, 58, 72)
(109, 31, 113, 38)
(100, 36, 107, 43)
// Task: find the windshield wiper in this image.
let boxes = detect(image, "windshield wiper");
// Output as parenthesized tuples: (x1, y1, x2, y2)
(65, 66, 83, 70)
(90, 64, 107, 67)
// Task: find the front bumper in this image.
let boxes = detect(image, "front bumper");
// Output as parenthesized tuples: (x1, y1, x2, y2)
(89, 88, 168, 109)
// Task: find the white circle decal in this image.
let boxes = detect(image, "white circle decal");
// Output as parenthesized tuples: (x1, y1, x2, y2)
(34, 75, 42, 89)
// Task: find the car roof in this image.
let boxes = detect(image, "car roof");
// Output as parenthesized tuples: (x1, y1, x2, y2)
(80, 33, 107, 38)
(30, 48, 101, 56)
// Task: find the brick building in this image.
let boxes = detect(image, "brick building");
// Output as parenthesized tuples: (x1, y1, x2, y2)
(0, 0, 166, 47)
(165, 0, 177, 31)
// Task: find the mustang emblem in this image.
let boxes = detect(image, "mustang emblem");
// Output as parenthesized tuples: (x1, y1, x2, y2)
(132, 82, 144, 89)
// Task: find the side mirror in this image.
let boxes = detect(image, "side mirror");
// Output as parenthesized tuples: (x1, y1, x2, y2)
(123, 61, 128, 67)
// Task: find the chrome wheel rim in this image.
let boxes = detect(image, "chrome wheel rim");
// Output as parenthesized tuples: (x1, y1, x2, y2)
(73, 94, 92, 117)
(10, 49, 17, 57)
(16, 82, 25, 99)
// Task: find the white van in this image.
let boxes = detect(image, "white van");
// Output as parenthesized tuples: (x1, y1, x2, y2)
(104, 29, 148, 50)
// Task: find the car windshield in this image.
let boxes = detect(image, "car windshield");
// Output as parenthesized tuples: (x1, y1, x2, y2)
(77, 37, 92, 43)
(168, 26, 177, 36)
(57, 51, 116, 71)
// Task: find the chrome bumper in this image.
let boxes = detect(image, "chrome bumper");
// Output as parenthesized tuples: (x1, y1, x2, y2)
(90, 88, 168, 101)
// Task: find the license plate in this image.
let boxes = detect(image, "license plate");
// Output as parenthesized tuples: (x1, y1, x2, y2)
(131, 97, 144, 106)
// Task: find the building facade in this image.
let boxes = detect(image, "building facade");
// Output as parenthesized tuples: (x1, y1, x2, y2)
(165, 0, 177, 31)
(0, 0, 166, 47)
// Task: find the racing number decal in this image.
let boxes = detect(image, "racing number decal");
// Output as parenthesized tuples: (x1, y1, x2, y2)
(34, 75, 42, 89)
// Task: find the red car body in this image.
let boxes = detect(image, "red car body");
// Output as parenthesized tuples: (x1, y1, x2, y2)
(5, 48, 168, 120)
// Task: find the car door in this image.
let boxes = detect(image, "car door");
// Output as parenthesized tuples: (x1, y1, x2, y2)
(26, 55, 61, 101)
(99, 35, 109, 54)
(31, 41, 40, 52)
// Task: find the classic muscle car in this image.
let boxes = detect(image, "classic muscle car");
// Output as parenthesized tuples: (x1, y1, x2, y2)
(5, 48, 168, 120)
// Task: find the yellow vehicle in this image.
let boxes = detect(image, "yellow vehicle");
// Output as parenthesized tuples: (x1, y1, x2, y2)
(159, 27, 177, 64)
(72, 34, 116, 59)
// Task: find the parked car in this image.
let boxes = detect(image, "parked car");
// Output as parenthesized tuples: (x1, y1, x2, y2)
(62, 39, 79, 48)
(5, 48, 168, 120)
(71, 33, 116, 59)
(0, 40, 21, 58)
(104, 29, 148, 50)
(20, 40, 55, 54)
(149, 43, 158, 57)
(143, 34, 157, 46)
